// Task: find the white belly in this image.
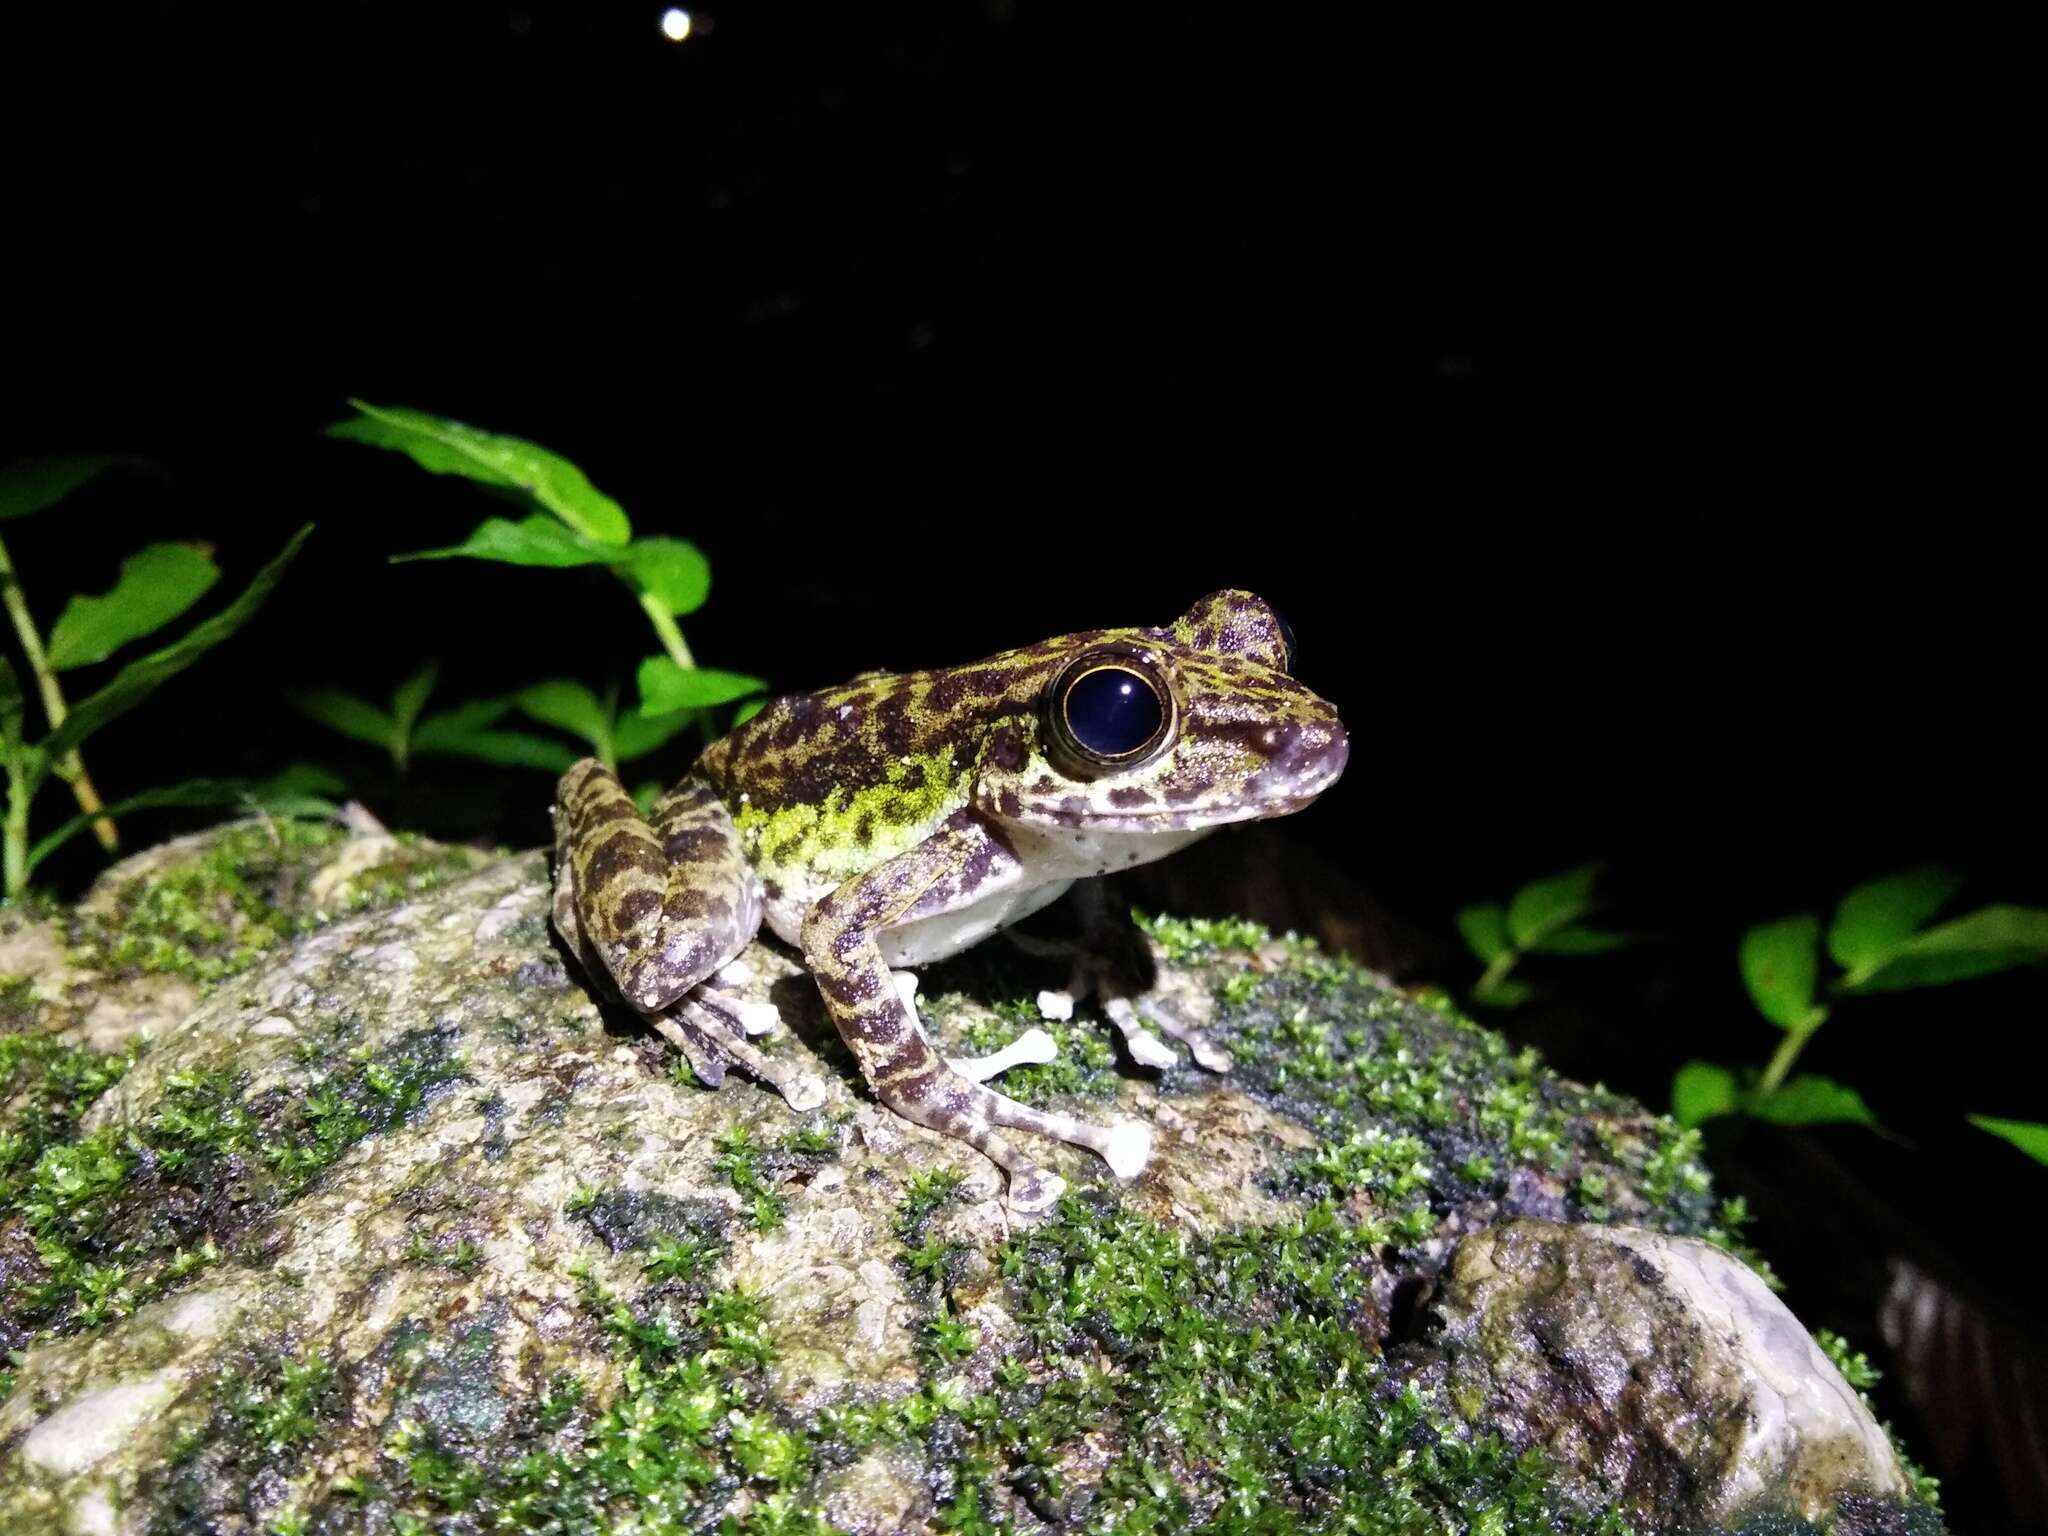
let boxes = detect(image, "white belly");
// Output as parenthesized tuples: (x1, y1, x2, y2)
(758, 821, 1212, 966)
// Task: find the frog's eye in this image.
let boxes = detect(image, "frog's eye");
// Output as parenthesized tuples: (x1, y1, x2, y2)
(1050, 656, 1170, 767)
(1272, 608, 1298, 672)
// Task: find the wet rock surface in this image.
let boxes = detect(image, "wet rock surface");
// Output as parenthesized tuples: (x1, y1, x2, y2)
(0, 823, 1944, 1535)
(1425, 1219, 1913, 1531)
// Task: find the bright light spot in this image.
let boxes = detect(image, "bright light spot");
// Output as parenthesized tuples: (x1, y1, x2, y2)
(660, 7, 693, 40)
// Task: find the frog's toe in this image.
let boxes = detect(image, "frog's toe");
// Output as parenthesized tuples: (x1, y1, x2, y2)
(1100, 1118, 1154, 1179)
(947, 1027, 1058, 1084)
(697, 983, 781, 1037)
(1006, 1167, 1066, 1214)
(1117, 994, 1233, 1073)
(1102, 999, 1180, 1070)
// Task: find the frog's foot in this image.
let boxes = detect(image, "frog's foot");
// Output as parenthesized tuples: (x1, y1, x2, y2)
(658, 998, 829, 1113)
(1012, 904, 1233, 1073)
(1104, 994, 1232, 1073)
(982, 1087, 1153, 1181)
(695, 982, 781, 1037)
(1029, 959, 1231, 1073)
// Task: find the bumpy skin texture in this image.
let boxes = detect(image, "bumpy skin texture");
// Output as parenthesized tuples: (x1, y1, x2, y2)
(552, 590, 1348, 1209)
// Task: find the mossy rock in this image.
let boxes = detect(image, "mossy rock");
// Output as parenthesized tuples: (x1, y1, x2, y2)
(0, 825, 1941, 1535)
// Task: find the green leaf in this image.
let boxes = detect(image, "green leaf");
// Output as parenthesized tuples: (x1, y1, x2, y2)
(255, 761, 349, 803)
(625, 537, 712, 615)
(1470, 974, 1534, 1009)
(410, 725, 581, 774)
(613, 707, 695, 763)
(330, 401, 631, 544)
(1745, 1074, 1879, 1130)
(1505, 863, 1601, 949)
(391, 663, 444, 753)
(731, 697, 769, 728)
(516, 680, 611, 755)
(291, 690, 396, 751)
(46, 543, 222, 670)
(632, 780, 664, 814)
(1848, 905, 2048, 991)
(392, 514, 625, 569)
(1528, 922, 1634, 957)
(411, 696, 517, 752)
(1671, 1061, 1740, 1127)
(1738, 913, 1824, 1031)
(1827, 866, 1962, 983)
(637, 657, 767, 714)
(0, 457, 116, 521)
(1454, 904, 1510, 964)
(1968, 1115, 2048, 1166)
(42, 525, 313, 760)
(26, 777, 328, 873)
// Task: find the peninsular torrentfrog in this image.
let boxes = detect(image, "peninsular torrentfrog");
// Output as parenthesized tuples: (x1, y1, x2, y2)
(551, 590, 1348, 1211)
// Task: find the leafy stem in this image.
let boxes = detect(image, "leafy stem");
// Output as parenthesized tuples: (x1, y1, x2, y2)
(0, 531, 118, 851)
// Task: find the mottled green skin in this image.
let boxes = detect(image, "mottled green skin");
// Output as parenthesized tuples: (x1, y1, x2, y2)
(553, 591, 1347, 1209)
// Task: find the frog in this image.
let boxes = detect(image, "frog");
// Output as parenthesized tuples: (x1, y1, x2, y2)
(550, 589, 1348, 1212)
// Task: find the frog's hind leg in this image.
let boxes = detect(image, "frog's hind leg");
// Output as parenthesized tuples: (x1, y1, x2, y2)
(553, 761, 825, 1106)
(554, 761, 760, 1013)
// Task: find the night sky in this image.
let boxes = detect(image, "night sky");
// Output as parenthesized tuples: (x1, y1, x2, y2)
(9, 4, 2046, 1518)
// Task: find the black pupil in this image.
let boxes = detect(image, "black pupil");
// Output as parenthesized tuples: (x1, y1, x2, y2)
(1064, 667, 1163, 758)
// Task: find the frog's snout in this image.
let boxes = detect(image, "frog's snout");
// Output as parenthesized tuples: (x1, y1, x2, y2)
(1251, 713, 1348, 809)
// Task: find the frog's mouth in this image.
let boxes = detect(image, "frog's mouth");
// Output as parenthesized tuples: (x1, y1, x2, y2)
(989, 730, 1348, 834)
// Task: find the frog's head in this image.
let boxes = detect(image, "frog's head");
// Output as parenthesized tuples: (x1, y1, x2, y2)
(976, 590, 1348, 834)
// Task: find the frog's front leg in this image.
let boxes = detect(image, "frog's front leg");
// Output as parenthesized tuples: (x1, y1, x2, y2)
(553, 760, 822, 1110)
(801, 809, 1152, 1212)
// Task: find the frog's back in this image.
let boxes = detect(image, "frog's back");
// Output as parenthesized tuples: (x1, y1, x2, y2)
(694, 633, 1111, 816)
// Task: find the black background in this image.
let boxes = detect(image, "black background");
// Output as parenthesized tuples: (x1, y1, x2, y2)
(8, 3, 2046, 1521)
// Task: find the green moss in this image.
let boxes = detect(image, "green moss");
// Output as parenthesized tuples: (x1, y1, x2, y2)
(68, 820, 345, 984)
(1205, 959, 1721, 1247)
(0, 1029, 463, 1356)
(144, 1347, 346, 1536)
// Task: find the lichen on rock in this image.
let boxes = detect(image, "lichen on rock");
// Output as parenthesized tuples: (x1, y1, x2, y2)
(0, 823, 1943, 1535)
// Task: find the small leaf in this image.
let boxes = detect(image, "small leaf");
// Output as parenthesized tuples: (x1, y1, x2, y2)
(291, 690, 397, 751)
(1470, 974, 1535, 1009)
(1505, 863, 1601, 949)
(257, 761, 350, 802)
(1745, 1074, 1879, 1130)
(1968, 1115, 2048, 1167)
(1671, 1061, 1740, 1127)
(516, 680, 612, 754)
(1528, 922, 1634, 957)
(625, 537, 712, 615)
(637, 656, 768, 714)
(1827, 866, 1963, 982)
(42, 525, 314, 760)
(632, 780, 664, 814)
(46, 543, 221, 670)
(392, 514, 625, 569)
(1455, 904, 1510, 964)
(731, 697, 769, 727)
(330, 401, 631, 543)
(1847, 905, 2048, 992)
(390, 665, 440, 740)
(1738, 913, 1824, 1031)
(614, 707, 695, 763)
(411, 696, 517, 752)
(0, 457, 116, 521)
(26, 777, 323, 873)
(410, 725, 581, 773)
